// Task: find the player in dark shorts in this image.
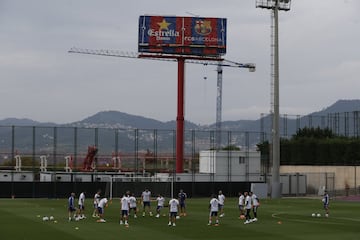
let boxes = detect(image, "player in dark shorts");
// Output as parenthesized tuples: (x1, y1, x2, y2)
(178, 189, 187, 216)
(68, 192, 76, 221)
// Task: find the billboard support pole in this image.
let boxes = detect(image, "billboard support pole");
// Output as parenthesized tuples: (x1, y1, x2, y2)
(176, 57, 185, 173)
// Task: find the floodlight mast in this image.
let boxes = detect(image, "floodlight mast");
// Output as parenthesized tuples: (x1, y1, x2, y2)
(256, 0, 291, 199)
(68, 47, 255, 171)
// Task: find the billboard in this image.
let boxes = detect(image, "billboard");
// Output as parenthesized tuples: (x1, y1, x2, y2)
(138, 16, 227, 57)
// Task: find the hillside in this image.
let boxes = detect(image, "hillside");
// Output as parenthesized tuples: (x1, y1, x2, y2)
(1, 99, 360, 132)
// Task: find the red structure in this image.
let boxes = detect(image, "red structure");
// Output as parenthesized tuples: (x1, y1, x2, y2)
(176, 58, 185, 173)
(82, 145, 98, 171)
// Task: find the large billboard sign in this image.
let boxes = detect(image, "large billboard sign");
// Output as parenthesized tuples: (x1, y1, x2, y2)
(138, 16, 227, 57)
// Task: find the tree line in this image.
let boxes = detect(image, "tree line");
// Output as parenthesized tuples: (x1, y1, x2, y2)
(257, 127, 360, 165)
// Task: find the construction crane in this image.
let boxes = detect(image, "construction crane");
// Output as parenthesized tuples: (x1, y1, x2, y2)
(68, 47, 255, 150)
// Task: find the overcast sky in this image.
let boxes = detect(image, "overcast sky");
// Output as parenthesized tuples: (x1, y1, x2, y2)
(1, 0, 359, 125)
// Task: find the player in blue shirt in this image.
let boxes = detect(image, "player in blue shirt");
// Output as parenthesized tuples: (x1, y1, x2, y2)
(178, 189, 187, 217)
(68, 192, 76, 221)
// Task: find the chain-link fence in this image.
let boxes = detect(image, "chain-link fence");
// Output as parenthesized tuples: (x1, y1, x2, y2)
(0, 125, 266, 177)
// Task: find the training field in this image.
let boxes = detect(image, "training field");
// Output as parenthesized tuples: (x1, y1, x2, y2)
(1, 197, 359, 240)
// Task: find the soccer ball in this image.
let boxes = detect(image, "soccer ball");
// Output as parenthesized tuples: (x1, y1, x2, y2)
(49, 216, 54, 221)
(311, 213, 316, 217)
(317, 213, 321, 217)
(176, 216, 180, 219)
(42, 216, 49, 221)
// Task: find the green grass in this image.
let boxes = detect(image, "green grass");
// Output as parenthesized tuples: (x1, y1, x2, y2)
(1, 197, 359, 240)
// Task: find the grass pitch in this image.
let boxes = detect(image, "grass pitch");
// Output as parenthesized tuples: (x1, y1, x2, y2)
(1, 197, 359, 240)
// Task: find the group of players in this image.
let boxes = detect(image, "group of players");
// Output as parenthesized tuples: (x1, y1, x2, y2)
(238, 191, 260, 224)
(115, 188, 188, 227)
(68, 188, 265, 226)
(67, 188, 188, 227)
(68, 188, 331, 227)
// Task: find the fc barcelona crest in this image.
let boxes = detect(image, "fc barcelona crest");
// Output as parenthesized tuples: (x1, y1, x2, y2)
(194, 20, 212, 36)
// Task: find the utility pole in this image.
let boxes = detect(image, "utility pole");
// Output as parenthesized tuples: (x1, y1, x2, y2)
(256, 0, 291, 198)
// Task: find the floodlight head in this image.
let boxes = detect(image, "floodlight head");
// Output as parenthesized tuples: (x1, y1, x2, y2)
(256, 0, 291, 11)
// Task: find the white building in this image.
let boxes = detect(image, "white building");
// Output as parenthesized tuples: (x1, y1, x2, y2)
(198, 150, 263, 182)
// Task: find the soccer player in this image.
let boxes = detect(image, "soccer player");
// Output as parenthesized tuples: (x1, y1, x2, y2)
(238, 191, 245, 219)
(156, 194, 165, 218)
(168, 197, 179, 227)
(322, 190, 330, 217)
(218, 190, 226, 217)
(178, 189, 187, 216)
(141, 188, 153, 217)
(68, 192, 76, 221)
(128, 192, 138, 218)
(92, 189, 101, 218)
(244, 191, 252, 224)
(120, 193, 130, 226)
(208, 194, 220, 226)
(97, 197, 108, 223)
(77, 191, 86, 220)
(250, 191, 260, 221)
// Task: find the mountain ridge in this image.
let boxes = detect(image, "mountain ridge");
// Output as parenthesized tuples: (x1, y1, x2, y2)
(1, 99, 360, 132)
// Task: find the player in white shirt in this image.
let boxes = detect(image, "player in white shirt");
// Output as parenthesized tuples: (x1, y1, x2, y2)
(120, 193, 130, 226)
(92, 189, 101, 218)
(168, 198, 179, 226)
(77, 191, 86, 220)
(238, 192, 245, 219)
(141, 188, 153, 217)
(128, 193, 138, 218)
(97, 198, 108, 223)
(155, 194, 165, 218)
(250, 192, 260, 221)
(322, 190, 330, 217)
(244, 192, 252, 224)
(218, 190, 226, 217)
(208, 195, 220, 226)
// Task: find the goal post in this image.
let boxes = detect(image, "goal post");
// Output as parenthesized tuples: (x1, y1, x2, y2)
(105, 175, 174, 200)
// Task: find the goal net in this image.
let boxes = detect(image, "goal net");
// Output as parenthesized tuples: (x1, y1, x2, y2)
(104, 175, 174, 200)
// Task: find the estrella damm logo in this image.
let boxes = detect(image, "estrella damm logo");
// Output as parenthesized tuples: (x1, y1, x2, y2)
(194, 20, 212, 36)
(147, 19, 180, 41)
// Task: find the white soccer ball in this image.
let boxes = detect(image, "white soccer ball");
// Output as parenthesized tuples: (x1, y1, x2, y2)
(176, 216, 180, 219)
(311, 213, 315, 217)
(317, 213, 321, 217)
(49, 216, 54, 221)
(42, 216, 49, 221)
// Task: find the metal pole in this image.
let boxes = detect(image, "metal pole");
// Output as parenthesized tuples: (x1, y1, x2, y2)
(176, 57, 185, 173)
(216, 64, 223, 150)
(271, 1, 281, 198)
